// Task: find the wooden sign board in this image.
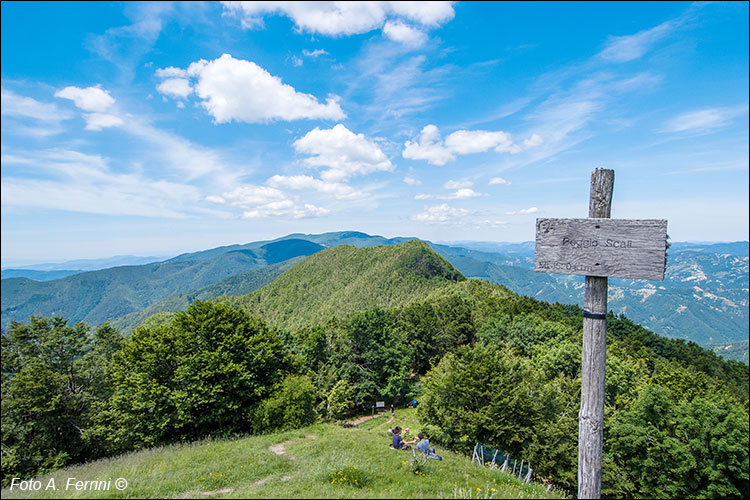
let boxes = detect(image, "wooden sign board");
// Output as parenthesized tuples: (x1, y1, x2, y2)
(534, 218, 667, 280)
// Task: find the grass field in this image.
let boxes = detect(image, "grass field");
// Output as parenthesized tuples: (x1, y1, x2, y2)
(1, 409, 565, 499)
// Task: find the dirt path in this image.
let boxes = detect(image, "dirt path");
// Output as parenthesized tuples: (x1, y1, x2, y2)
(345, 414, 382, 426)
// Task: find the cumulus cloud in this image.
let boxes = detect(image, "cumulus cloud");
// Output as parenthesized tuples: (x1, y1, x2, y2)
(54, 85, 124, 131)
(221, 1, 454, 41)
(445, 129, 517, 154)
(155, 66, 188, 78)
(54, 85, 116, 112)
(403, 124, 523, 166)
(404, 176, 422, 186)
(293, 124, 393, 181)
(206, 184, 330, 219)
(402, 124, 455, 165)
(156, 78, 192, 99)
(155, 54, 345, 123)
(266, 174, 369, 201)
(413, 203, 473, 224)
(522, 133, 543, 149)
(84, 113, 124, 131)
(489, 177, 511, 186)
(383, 21, 427, 48)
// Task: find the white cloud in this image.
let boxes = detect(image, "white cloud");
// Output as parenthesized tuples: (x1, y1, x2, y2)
(403, 124, 521, 166)
(292, 56, 304, 67)
(415, 188, 484, 201)
(444, 180, 473, 189)
(402, 124, 455, 165)
(266, 174, 369, 201)
(522, 133, 543, 149)
(659, 106, 747, 134)
(383, 21, 427, 48)
(293, 124, 393, 181)
(599, 19, 676, 63)
(84, 113, 124, 131)
(120, 116, 235, 182)
(0, 148, 205, 218)
(54, 85, 115, 112)
(221, 1, 454, 38)
(1, 88, 72, 121)
(303, 48, 329, 58)
(413, 203, 473, 224)
(404, 176, 422, 186)
(156, 78, 193, 99)
(157, 54, 345, 123)
(155, 66, 188, 78)
(445, 129, 517, 154)
(208, 184, 330, 219)
(506, 207, 539, 215)
(489, 177, 511, 186)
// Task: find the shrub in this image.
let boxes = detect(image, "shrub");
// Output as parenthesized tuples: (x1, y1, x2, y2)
(254, 374, 317, 433)
(327, 465, 367, 487)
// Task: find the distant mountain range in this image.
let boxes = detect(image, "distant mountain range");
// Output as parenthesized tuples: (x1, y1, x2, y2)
(2, 231, 747, 362)
(0, 254, 169, 280)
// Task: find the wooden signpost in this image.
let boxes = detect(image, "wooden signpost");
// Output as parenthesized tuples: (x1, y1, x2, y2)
(534, 169, 668, 499)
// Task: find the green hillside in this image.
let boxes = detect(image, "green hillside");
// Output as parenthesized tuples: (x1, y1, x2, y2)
(221, 240, 465, 330)
(1, 239, 325, 329)
(110, 257, 303, 333)
(0, 410, 560, 499)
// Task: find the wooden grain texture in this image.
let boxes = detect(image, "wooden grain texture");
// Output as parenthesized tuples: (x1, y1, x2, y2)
(579, 168, 613, 500)
(534, 218, 667, 280)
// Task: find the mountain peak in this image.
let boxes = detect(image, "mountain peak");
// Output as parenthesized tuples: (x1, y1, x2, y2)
(222, 241, 465, 330)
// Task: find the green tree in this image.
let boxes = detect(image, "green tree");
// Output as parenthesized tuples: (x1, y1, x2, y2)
(1, 317, 122, 484)
(327, 379, 355, 420)
(418, 343, 540, 456)
(254, 375, 317, 432)
(99, 301, 292, 452)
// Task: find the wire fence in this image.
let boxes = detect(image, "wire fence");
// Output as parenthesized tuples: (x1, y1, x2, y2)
(471, 442, 532, 483)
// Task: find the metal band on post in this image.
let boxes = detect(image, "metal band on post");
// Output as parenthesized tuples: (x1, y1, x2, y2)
(582, 311, 608, 321)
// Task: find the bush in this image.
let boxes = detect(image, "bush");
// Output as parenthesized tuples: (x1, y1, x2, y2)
(253, 375, 317, 433)
(327, 379, 355, 420)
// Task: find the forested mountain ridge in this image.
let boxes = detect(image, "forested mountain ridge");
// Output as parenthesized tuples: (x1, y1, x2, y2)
(110, 257, 305, 333)
(2, 232, 746, 355)
(1, 239, 324, 329)
(219, 240, 466, 331)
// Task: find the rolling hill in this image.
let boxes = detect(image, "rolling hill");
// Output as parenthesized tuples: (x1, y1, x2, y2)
(2, 231, 746, 356)
(220, 240, 465, 331)
(1, 239, 325, 329)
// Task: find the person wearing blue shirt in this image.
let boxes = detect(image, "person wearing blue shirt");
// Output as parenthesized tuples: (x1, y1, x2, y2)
(391, 426, 416, 450)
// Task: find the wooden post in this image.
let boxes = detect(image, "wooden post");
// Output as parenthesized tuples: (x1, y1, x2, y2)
(578, 169, 614, 499)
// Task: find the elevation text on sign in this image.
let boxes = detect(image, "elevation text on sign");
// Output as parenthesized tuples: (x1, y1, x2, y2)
(534, 218, 668, 280)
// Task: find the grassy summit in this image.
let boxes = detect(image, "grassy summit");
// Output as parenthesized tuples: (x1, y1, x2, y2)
(0, 409, 562, 499)
(221, 240, 465, 330)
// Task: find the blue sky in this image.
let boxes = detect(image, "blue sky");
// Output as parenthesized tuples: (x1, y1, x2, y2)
(1, 1, 748, 265)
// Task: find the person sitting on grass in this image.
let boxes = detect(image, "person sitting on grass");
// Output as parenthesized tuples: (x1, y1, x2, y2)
(415, 432, 442, 460)
(391, 426, 416, 450)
